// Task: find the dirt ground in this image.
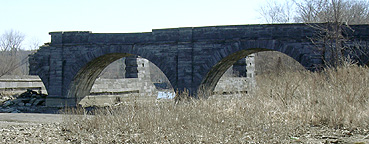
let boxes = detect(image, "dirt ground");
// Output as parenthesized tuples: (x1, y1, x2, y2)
(0, 113, 368, 143)
(0, 113, 63, 126)
(0, 113, 66, 143)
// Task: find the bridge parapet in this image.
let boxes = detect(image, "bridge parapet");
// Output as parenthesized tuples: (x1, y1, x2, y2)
(47, 24, 323, 46)
(47, 24, 369, 46)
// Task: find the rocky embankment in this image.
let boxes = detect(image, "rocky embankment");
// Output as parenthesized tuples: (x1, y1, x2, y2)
(0, 90, 58, 113)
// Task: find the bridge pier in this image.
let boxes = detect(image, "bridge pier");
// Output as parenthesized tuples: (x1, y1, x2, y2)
(125, 55, 138, 78)
(232, 54, 256, 78)
(177, 43, 196, 95)
(232, 58, 247, 77)
(44, 33, 73, 107)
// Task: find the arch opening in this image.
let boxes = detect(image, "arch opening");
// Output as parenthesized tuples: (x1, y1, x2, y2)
(199, 49, 262, 97)
(68, 53, 174, 106)
(68, 53, 131, 104)
(254, 51, 305, 75)
(200, 49, 306, 98)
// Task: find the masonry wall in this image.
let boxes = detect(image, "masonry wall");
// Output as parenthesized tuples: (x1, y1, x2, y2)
(28, 23, 369, 106)
(0, 75, 47, 94)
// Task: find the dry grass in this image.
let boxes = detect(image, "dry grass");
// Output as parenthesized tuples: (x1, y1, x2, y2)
(257, 63, 369, 128)
(61, 64, 369, 143)
(0, 91, 16, 100)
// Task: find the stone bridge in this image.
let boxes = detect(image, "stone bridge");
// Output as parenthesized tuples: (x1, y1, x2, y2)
(29, 23, 369, 107)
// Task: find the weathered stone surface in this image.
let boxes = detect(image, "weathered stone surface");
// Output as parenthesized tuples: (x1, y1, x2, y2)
(32, 99, 44, 106)
(29, 98, 37, 105)
(0, 90, 50, 113)
(28, 23, 369, 107)
(17, 102, 24, 106)
(0, 75, 47, 94)
(1, 107, 15, 113)
(2, 101, 13, 107)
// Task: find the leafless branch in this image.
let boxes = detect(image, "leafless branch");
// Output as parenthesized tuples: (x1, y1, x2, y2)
(0, 30, 26, 77)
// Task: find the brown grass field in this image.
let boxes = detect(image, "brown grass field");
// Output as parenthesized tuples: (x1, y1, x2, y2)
(59, 63, 369, 143)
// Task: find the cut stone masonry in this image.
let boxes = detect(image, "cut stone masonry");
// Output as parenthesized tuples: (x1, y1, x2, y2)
(28, 23, 369, 107)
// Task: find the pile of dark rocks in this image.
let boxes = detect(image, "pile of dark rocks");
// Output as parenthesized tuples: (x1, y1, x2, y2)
(0, 89, 49, 113)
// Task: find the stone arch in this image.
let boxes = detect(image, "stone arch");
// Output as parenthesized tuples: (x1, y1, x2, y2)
(68, 53, 130, 103)
(197, 40, 316, 96)
(65, 45, 172, 105)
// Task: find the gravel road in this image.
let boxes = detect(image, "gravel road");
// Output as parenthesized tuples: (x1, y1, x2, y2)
(0, 113, 67, 143)
(0, 113, 63, 126)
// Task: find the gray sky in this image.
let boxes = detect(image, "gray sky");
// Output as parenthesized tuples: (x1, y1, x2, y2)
(1, 0, 273, 49)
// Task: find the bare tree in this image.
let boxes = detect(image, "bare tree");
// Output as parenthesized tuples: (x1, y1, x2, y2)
(259, 0, 369, 67)
(293, 0, 369, 24)
(298, 0, 369, 66)
(259, 0, 294, 23)
(27, 37, 41, 50)
(0, 30, 24, 54)
(344, 1, 369, 24)
(260, 0, 369, 24)
(0, 30, 26, 77)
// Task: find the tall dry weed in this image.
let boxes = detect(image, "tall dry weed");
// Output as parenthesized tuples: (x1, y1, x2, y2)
(61, 64, 369, 143)
(256, 63, 369, 128)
